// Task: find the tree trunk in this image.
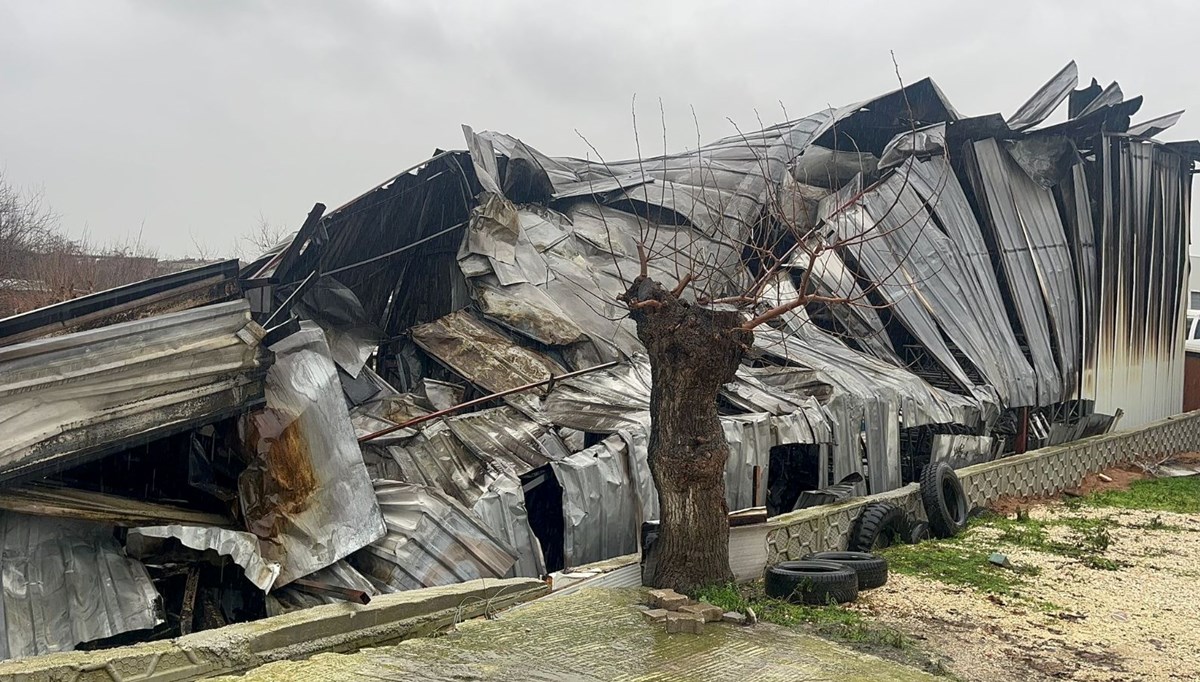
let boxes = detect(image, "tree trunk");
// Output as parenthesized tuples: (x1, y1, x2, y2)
(625, 275, 752, 593)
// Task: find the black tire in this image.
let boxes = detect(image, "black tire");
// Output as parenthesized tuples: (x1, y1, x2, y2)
(764, 560, 859, 604)
(801, 551, 888, 590)
(847, 503, 909, 552)
(907, 521, 931, 544)
(920, 462, 968, 538)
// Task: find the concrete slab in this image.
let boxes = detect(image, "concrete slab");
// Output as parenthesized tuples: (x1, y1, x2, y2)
(226, 588, 938, 681)
(0, 578, 547, 681)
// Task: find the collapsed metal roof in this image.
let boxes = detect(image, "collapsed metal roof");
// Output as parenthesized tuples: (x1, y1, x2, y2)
(259, 61, 1192, 573)
(0, 60, 1194, 661)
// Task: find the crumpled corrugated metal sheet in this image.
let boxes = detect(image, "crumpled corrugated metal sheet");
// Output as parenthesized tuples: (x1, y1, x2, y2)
(1006, 61, 1079, 131)
(967, 138, 1080, 403)
(903, 156, 1039, 406)
(351, 372, 548, 579)
(126, 524, 281, 592)
(239, 322, 386, 587)
(549, 435, 640, 568)
(351, 481, 518, 591)
(410, 310, 566, 394)
(0, 300, 269, 484)
(825, 197, 975, 394)
(471, 477, 546, 579)
(0, 512, 161, 661)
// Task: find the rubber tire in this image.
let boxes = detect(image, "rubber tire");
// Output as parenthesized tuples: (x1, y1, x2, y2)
(847, 503, 909, 552)
(907, 521, 931, 544)
(801, 551, 888, 590)
(920, 462, 968, 539)
(765, 560, 859, 604)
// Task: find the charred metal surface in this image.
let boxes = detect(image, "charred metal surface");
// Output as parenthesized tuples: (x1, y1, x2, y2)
(0, 259, 241, 346)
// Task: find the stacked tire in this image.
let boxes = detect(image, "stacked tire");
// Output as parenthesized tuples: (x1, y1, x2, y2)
(766, 462, 971, 604)
(765, 551, 889, 604)
(764, 560, 860, 604)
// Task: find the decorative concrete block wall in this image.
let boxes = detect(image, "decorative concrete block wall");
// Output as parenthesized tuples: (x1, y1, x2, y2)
(764, 411, 1200, 565)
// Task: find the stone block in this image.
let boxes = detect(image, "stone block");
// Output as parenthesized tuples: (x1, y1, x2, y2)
(722, 611, 747, 625)
(641, 608, 669, 623)
(647, 589, 690, 610)
(679, 603, 724, 623)
(666, 612, 705, 634)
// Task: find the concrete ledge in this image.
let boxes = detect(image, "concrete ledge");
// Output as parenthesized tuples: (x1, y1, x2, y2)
(0, 577, 548, 682)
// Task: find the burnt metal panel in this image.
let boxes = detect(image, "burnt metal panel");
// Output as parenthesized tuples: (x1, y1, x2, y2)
(239, 322, 386, 586)
(1091, 137, 1190, 427)
(0, 259, 240, 347)
(0, 300, 270, 484)
(410, 310, 566, 394)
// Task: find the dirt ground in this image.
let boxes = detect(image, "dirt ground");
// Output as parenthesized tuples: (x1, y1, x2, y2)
(856, 460, 1200, 682)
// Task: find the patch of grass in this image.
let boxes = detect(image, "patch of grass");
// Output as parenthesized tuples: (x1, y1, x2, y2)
(1080, 556, 1123, 571)
(879, 540, 1033, 597)
(1084, 476, 1200, 514)
(696, 582, 907, 649)
(986, 514, 1125, 569)
(1125, 514, 1196, 533)
(880, 511, 1127, 598)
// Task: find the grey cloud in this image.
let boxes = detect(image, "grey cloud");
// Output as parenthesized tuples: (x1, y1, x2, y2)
(1, 0, 1196, 256)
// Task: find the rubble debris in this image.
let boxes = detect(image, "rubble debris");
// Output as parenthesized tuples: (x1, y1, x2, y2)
(679, 603, 725, 623)
(648, 589, 691, 611)
(641, 608, 669, 623)
(666, 612, 706, 635)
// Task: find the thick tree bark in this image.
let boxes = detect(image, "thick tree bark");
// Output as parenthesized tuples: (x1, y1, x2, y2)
(625, 275, 752, 593)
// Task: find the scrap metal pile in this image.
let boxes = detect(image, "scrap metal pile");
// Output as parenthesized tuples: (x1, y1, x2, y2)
(0, 61, 1195, 659)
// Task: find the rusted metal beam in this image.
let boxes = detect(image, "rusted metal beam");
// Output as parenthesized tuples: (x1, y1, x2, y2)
(358, 361, 619, 444)
(291, 578, 371, 605)
(180, 566, 201, 635)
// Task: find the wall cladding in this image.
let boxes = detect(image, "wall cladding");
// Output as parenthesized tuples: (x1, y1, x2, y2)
(764, 410, 1200, 564)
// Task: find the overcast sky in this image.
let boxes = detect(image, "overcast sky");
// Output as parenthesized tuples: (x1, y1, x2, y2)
(1, 0, 1197, 258)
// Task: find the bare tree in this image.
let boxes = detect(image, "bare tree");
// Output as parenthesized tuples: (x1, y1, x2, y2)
(593, 73, 940, 592)
(241, 213, 293, 259)
(0, 171, 162, 314)
(0, 171, 59, 280)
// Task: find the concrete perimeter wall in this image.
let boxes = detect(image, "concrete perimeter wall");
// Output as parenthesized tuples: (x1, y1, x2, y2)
(762, 410, 1200, 565)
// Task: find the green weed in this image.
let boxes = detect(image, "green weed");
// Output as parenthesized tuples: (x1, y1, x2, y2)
(696, 582, 908, 649)
(1085, 476, 1200, 514)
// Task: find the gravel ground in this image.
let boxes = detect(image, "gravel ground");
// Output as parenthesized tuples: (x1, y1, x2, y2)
(856, 499, 1200, 681)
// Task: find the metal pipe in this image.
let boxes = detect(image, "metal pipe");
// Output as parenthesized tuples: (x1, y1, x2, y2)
(358, 360, 620, 444)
